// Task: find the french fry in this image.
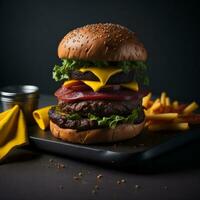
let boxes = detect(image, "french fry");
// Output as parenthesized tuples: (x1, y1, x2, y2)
(146, 113, 178, 121)
(166, 97, 170, 106)
(183, 102, 199, 115)
(148, 98, 161, 114)
(160, 92, 167, 106)
(144, 109, 148, 115)
(144, 91, 199, 132)
(148, 123, 189, 131)
(172, 101, 179, 109)
(142, 93, 152, 108)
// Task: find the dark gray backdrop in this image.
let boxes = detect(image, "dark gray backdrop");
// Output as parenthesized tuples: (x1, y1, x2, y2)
(0, 0, 199, 102)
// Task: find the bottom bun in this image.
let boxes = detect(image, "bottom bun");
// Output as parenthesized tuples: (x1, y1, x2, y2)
(50, 120, 145, 144)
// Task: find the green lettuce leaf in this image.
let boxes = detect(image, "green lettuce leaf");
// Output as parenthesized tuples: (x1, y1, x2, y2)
(52, 59, 149, 85)
(53, 60, 77, 81)
(88, 108, 139, 129)
(53, 105, 140, 128)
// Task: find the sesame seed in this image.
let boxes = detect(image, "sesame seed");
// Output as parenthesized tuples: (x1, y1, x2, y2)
(135, 184, 140, 189)
(78, 172, 83, 177)
(97, 174, 103, 179)
(121, 179, 126, 183)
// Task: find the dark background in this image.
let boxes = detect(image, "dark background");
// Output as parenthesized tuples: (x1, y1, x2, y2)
(1, 2, 200, 199)
(0, 0, 199, 101)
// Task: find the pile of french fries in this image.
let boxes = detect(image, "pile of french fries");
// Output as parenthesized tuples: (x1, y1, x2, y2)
(142, 92, 200, 131)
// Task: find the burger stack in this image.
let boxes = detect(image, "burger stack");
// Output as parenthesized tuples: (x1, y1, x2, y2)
(49, 23, 149, 144)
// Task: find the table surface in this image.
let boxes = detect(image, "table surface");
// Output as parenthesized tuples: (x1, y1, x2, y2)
(1, 95, 200, 200)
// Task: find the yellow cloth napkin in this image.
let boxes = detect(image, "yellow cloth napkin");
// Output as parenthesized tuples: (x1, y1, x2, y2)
(0, 104, 52, 161)
(33, 106, 52, 130)
(0, 105, 28, 160)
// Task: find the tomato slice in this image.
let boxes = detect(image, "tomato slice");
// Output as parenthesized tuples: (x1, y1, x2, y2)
(63, 81, 131, 92)
(56, 88, 145, 103)
(56, 81, 147, 103)
(56, 91, 135, 102)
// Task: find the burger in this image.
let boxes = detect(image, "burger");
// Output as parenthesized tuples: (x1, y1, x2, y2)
(49, 23, 148, 144)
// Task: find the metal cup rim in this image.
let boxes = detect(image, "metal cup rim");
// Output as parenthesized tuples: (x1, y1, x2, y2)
(0, 85, 39, 98)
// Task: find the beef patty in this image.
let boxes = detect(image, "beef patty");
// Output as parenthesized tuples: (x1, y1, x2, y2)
(58, 100, 140, 117)
(48, 106, 145, 131)
(49, 106, 98, 130)
(70, 70, 134, 84)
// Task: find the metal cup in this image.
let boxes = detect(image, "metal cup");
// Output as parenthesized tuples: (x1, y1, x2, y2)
(0, 85, 39, 124)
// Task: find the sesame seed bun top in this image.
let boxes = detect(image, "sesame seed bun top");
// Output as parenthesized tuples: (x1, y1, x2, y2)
(58, 23, 147, 61)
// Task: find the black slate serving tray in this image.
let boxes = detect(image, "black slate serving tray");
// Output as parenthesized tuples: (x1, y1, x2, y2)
(28, 95, 200, 167)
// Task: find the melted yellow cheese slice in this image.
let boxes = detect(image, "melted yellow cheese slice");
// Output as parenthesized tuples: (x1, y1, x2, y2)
(63, 66, 138, 92)
(79, 67, 122, 85)
(63, 80, 138, 92)
(121, 81, 138, 91)
(63, 80, 79, 86)
(81, 80, 103, 92)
